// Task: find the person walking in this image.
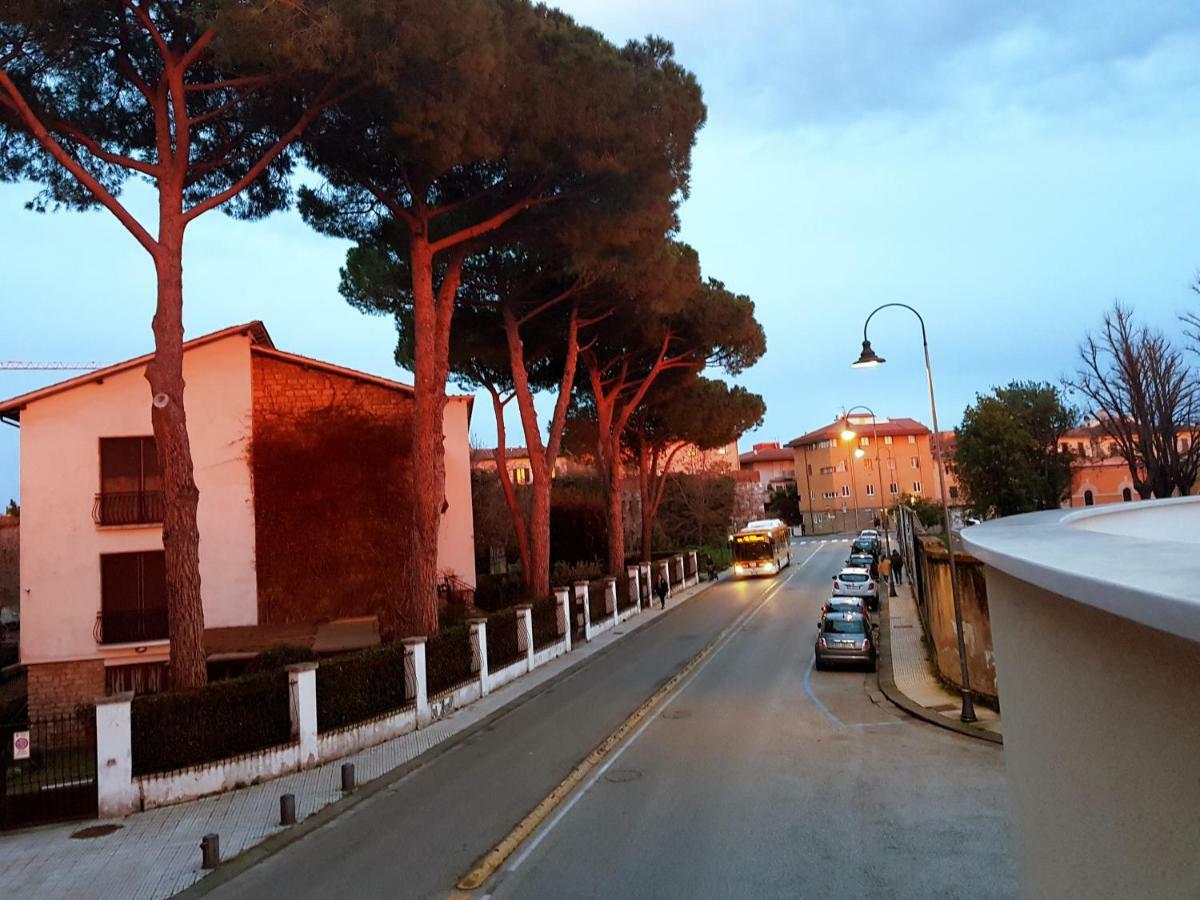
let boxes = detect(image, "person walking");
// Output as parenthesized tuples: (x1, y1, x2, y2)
(655, 575, 669, 609)
(878, 553, 892, 590)
(890, 549, 904, 585)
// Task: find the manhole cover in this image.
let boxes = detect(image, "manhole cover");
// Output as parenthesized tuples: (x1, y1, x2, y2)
(71, 824, 124, 840)
(604, 768, 643, 783)
(661, 709, 692, 720)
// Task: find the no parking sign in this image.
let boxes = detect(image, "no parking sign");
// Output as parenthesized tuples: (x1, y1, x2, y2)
(12, 730, 30, 760)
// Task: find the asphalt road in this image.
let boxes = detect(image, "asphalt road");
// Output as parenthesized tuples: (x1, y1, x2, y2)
(209, 541, 1015, 899)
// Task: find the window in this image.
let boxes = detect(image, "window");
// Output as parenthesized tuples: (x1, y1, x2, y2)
(820, 466, 835, 475)
(1181, 438, 1191, 452)
(865, 483, 875, 496)
(949, 486, 959, 499)
(889, 482, 898, 495)
(911, 456, 919, 469)
(841, 485, 850, 497)
(823, 491, 836, 500)
(96, 437, 163, 526)
(98, 551, 169, 644)
(1122, 487, 1132, 502)
(859, 437, 869, 447)
(907, 435, 916, 444)
(863, 458, 872, 470)
(810, 491, 816, 501)
(836, 461, 846, 473)
(887, 458, 896, 470)
(913, 481, 923, 493)
(807, 464, 813, 476)
(716, 447, 727, 455)
(884, 436, 893, 445)
(514, 466, 531, 485)
(1084, 489, 1095, 506)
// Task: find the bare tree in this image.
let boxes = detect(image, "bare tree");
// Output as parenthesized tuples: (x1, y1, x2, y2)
(1069, 303, 1200, 498)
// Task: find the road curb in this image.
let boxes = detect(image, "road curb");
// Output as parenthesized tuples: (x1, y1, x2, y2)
(175, 572, 729, 898)
(877, 590, 1003, 746)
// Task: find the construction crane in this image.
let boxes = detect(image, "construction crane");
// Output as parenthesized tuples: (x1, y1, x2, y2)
(0, 361, 103, 371)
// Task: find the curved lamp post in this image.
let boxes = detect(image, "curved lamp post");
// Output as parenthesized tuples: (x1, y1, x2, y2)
(852, 303, 976, 723)
(841, 404, 896, 597)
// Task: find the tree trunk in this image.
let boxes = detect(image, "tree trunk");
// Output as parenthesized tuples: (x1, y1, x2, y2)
(401, 237, 447, 639)
(604, 441, 625, 576)
(146, 225, 207, 690)
(637, 439, 653, 563)
(528, 487, 551, 596)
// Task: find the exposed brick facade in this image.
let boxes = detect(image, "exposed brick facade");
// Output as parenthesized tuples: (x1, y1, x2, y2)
(250, 351, 416, 626)
(27, 659, 106, 718)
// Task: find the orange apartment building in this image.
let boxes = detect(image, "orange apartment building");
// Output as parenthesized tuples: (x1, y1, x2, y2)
(1055, 421, 1200, 507)
(788, 415, 959, 534)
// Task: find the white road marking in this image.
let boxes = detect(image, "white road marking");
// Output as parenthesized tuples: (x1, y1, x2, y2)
(504, 544, 825, 876)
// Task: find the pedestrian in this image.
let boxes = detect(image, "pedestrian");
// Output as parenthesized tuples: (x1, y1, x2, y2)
(656, 575, 669, 609)
(890, 549, 904, 585)
(878, 553, 892, 588)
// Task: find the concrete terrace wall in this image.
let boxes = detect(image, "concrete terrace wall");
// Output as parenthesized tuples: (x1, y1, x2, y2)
(964, 497, 1200, 899)
(914, 536, 997, 702)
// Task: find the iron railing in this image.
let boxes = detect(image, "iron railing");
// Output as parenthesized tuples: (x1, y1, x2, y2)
(486, 609, 523, 670)
(1, 707, 98, 830)
(92, 490, 164, 526)
(531, 596, 561, 650)
(94, 608, 169, 645)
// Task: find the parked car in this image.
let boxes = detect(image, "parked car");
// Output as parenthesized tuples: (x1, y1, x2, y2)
(851, 537, 880, 559)
(832, 567, 876, 598)
(846, 552, 877, 577)
(814, 611, 876, 670)
(819, 597, 874, 631)
(858, 529, 879, 540)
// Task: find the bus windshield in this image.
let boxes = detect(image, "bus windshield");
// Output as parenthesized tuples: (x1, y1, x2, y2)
(732, 535, 773, 562)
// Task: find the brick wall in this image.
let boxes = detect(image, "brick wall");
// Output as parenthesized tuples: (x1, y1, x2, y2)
(27, 659, 106, 718)
(250, 352, 417, 626)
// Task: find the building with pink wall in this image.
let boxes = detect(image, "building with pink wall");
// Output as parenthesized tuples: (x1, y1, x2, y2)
(0, 323, 475, 716)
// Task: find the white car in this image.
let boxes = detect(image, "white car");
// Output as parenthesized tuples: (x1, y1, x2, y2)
(832, 567, 877, 598)
(858, 529, 879, 539)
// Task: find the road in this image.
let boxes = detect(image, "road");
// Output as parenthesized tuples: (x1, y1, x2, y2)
(209, 541, 1015, 899)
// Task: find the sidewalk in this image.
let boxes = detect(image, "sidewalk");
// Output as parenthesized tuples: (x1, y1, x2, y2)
(0, 578, 718, 900)
(880, 581, 1002, 742)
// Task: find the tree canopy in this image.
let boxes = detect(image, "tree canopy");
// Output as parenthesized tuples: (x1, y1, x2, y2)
(954, 381, 1078, 518)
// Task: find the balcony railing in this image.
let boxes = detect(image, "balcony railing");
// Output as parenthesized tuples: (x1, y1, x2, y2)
(92, 490, 164, 526)
(94, 608, 169, 645)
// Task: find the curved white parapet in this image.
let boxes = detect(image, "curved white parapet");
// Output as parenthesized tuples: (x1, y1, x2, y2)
(962, 495, 1200, 643)
(962, 497, 1200, 900)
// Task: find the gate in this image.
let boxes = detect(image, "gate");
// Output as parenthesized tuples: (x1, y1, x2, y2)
(1, 707, 98, 830)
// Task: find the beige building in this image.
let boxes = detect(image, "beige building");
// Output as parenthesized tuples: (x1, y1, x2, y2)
(738, 442, 796, 494)
(0, 322, 476, 716)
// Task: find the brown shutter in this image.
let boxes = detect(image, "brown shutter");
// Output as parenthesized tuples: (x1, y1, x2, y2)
(100, 438, 141, 494)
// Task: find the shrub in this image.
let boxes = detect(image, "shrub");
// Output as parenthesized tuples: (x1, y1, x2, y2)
(485, 608, 523, 670)
(551, 560, 602, 587)
(131, 670, 291, 775)
(425, 624, 475, 698)
(530, 595, 560, 649)
(316, 642, 410, 733)
(242, 644, 319, 676)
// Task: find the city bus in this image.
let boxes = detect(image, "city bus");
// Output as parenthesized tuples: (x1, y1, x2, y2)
(729, 519, 792, 577)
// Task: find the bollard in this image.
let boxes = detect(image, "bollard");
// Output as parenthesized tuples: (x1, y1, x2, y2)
(200, 833, 220, 869)
(280, 793, 296, 826)
(341, 762, 356, 792)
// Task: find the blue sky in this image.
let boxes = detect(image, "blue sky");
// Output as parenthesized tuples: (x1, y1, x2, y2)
(3, 1, 1200, 504)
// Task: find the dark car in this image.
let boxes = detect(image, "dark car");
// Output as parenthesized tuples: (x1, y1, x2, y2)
(814, 612, 876, 671)
(819, 597, 875, 631)
(846, 552, 877, 577)
(851, 537, 880, 559)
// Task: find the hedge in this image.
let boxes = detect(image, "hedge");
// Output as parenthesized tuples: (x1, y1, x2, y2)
(530, 595, 560, 649)
(485, 608, 523, 670)
(587, 579, 609, 623)
(131, 670, 291, 776)
(316, 642, 410, 733)
(425, 624, 475, 698)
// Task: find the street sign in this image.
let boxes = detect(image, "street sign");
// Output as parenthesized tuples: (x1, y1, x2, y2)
(12, 730, 30, 760)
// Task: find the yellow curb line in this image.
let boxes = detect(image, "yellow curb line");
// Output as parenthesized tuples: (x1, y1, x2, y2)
(455, 578, 785, 892)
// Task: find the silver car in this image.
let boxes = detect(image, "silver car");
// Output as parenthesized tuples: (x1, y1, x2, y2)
(814, 611, 876, 670)
(832, 567, 877, 598)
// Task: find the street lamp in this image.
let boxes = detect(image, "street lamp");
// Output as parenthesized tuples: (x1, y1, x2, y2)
(837, 426, 862, 532)
(842, 405, 896, 597)
(851, 303, 976, 724)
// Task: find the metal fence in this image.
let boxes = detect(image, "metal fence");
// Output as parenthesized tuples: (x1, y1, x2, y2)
(486, 609, 523, 670)
(425, 625, 476, 699)
(1, 707, 98, 830)
(531, 596, 561, 650)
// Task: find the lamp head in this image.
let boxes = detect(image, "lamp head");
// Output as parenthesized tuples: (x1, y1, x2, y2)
(854, 448, 865, 459)
(852, 339, 886, 368)
(840, 427, 857, 442)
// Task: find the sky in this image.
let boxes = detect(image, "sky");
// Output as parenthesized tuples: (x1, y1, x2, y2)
(2, 1, 1200, 504)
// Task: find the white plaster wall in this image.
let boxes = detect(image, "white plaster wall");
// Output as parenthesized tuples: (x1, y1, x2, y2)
(19, 334, 258, 665)
(985, 567, 1200, 899)
(438, 397, 477, 589)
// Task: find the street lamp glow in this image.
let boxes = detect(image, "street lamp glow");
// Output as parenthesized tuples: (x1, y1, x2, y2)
(854, 447, 865, 458)
(840, 427, 857, 442)
(851, 339, 886, 368)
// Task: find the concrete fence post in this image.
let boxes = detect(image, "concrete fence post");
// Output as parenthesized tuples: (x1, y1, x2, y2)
(688, 550, 699, 586)
(604, 576, 618, 629)
(627, 565, 642, 614)
(555, 587, 572, 653)
(673, 554, 685, 587)
(95, 691, 136, 818)
(287, 662, 319, 767)
(515, 603, 534, 670)
(657, 560, 672, 599)
(574, 581, 592, 641)
(402, 637, 429, 727)
(468, 618, 489, 696)
(639, 562, 651, 606)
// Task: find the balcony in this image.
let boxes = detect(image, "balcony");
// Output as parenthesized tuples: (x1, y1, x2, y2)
(93, 490, 164, 526)
(94, 608, 169, 645)
(962, 497, 1200, 899)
